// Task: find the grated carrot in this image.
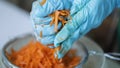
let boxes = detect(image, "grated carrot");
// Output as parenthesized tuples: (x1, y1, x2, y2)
(49, 10, 70, 32)
(48, 10, 70, 57)
(40, 31, 42, 38)
(7, 41, 81, 68)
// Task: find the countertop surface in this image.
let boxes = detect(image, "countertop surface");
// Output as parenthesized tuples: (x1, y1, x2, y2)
(0, 1, 119, 68)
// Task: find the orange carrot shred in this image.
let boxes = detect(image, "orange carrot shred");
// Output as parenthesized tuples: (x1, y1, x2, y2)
(7, 41, 81, 68)
(40, 31, 42, 38)
(49, 10, 70, 32)
(54, 11, 59, 32)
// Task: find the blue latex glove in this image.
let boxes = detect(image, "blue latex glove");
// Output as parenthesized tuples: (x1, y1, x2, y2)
(30, 0, 72, 45)
(54, 0, 120, 59)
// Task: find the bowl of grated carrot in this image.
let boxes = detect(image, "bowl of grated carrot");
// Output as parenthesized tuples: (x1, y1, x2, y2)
(2, 9, 88, 68)
(2, 33, 89, 68)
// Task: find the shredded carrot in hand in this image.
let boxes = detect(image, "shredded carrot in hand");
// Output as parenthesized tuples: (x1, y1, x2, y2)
(49, 10, 71, 58)
(49, 10, 70, 32)
(7, 41, 81, 68)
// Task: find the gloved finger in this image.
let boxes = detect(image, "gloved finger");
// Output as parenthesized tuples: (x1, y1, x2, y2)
(55, 21, 91, 59)
(37, 0, 73, 10)
(34, 23, 62, 37)
(31, 15, 52, 25)
(31, 0, 64, 18)
(34, 31, 55, 48)
(61, 0, 73, 10)
(70, 0, 90, 15)
(36, 34, 55, 45)
(55, 26, 81, 59)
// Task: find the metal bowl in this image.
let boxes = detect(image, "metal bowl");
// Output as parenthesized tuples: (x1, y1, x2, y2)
(2, 33, 89, 68)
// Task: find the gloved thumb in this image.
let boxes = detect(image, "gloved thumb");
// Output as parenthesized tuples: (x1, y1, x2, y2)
(54, 20, 78, 48)
(55, 27, 80, 59)
(55, 22, 91, 59)
(70, 0, 90, 15)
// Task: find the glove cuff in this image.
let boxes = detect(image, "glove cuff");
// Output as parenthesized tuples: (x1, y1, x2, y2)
(117, 0, 120, 8)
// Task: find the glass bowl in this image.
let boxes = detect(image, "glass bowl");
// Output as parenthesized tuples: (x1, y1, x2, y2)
(2, 33, 89, 68)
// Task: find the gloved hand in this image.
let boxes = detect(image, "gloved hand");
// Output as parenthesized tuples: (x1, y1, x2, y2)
(30, 0, 72, 45)
(54, 0, 120, 59)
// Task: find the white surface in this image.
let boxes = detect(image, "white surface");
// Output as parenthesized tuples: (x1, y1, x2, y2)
(0, 1, 33, 48)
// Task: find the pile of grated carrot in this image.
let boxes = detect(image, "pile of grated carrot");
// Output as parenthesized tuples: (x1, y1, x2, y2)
(7, 41, 81, 68)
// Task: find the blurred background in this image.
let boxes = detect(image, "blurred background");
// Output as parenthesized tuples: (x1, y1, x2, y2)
(1, 0, 120, 53)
